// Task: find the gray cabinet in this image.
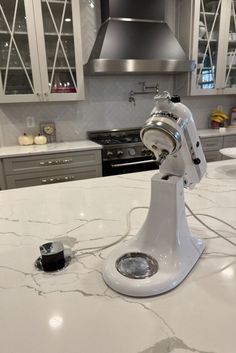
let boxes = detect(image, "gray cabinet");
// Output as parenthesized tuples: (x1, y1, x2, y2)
(200, 134, 236, 161)
(200, 136, 223, 161)
(3, 150, 102, 189)
(0, 160, 6, 190)
(222, 134, 236, 147)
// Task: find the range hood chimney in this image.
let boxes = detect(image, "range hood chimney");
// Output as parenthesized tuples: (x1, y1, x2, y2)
(84, 0, 195, 75)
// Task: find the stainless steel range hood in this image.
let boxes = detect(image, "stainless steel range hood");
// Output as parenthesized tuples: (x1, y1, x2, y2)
(84, 0, 195, 76)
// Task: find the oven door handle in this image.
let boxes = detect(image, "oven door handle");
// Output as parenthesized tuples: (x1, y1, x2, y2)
(111, 159, 157, 168)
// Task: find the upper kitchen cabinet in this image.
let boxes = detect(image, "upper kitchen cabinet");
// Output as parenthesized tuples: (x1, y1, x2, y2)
(176, 0, 236, 96)
(0, 0, 84, 103)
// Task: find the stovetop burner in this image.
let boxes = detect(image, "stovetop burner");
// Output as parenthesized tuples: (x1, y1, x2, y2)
(95, 135, 141, 145)
(87, 127, 155, 162)
(87, 128, 142, 146)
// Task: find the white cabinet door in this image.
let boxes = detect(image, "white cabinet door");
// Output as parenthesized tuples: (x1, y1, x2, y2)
(220, 0, 236, 93)
(33, 0, 85, 102)
(0, 0, 42, 103)
(191, 0, 226, 95)
(176, 0, 236, 96)
(0, 0, 84, 103)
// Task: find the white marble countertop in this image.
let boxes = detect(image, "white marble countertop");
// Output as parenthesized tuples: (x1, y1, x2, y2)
(220, 147, 236, 158)
(0, 140, 101, 158)
(1, 160, 236, 353)
(0, 130, 235, 159)
(198, 127, 236, 138)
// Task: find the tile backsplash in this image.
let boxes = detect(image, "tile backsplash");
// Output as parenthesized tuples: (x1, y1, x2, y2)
(0, 75, 173, 146)
(1, 79, 236, 147)
(0, 0, 235, 147)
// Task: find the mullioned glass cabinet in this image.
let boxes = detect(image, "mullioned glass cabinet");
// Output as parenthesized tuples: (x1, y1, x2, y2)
(0, 0, 84, 103)
(176, 0, 236, 96)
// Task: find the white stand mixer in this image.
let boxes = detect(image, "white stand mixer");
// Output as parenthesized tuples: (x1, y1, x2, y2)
(103, 92, 207, 297)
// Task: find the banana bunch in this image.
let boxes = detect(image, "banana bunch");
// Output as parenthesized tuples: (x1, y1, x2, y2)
(210, 109, 229, 124)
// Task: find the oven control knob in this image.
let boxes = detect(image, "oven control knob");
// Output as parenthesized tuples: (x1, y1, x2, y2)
(106, 151, 113, 159)
(117, 150, 124, 158)
(141, 148, 148, 155)
(128, 148, 136, 156)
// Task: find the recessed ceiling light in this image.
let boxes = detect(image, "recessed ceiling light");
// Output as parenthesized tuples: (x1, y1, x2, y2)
(65, 18, 71, 22)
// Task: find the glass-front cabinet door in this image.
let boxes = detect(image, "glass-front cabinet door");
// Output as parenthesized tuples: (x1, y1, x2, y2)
(191, 0, 224, 95)
(33, 0, 84, 101)
(0, 0, 42, 102)
(0, 0, 84, 103)
(222, 0, 236, 93)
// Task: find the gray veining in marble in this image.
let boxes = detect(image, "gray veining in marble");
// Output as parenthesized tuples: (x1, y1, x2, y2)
(1, 160, 236, 353)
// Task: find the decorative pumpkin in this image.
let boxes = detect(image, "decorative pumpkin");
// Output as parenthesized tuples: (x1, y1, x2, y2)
(18, 133, 34, 146)
(34, 134, 47, 145)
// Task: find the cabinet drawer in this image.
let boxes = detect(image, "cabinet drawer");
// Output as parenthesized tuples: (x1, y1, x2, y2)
(223, 135, 236, 148)
(5, 165, 102, 189)
(200, 137, 223, 151)
(204, 150, 222, 162)
(3, 150, 101, 175)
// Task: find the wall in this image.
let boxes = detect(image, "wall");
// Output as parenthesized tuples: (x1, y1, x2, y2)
(0, 0, 235, 146)
(0, 75, 173, 146)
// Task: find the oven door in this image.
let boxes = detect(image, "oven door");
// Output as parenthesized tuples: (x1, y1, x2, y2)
(103, 157, 159, 176)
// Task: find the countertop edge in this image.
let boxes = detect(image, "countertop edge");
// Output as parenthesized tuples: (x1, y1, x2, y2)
(0, 140, 102, 159)
(1, 129, 236, 159)
(198, 128, 236, 138)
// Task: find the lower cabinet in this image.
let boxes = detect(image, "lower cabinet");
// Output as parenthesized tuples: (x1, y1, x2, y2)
(0, 161, 6, 190)
(200, 136, 223, 162)
(2, 150, 102, 189)
(200, 135, 236, 162)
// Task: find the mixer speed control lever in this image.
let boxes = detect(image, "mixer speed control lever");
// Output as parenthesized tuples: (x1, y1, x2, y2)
(193, 158, 201, 165)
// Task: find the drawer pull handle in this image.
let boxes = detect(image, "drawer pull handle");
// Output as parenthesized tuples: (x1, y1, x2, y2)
(39, 159, 73, 166)
(41, 175, 75, 184)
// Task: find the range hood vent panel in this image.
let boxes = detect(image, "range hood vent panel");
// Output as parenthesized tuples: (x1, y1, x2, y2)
(89, 21, 187, 60)
(84, 1, 195, 75)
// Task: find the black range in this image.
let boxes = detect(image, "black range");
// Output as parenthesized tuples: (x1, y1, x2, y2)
(87, 127, 158, 176)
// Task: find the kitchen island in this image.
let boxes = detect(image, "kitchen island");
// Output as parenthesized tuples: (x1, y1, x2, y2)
(1, 159, 236, 353)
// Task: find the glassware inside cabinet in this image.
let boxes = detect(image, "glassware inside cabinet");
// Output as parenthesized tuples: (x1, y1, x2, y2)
(196, 0, 222, 90)
(224, 0, 236, 88)
(41, 0, 78, 94)
(50, 70, 76, 93)
(0, 12, 7, 32)
(0, 0, 34, 95)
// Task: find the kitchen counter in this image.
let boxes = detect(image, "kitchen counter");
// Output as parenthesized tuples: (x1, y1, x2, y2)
(198, 127, 236, 138)
(220, 147, 236, 158)
(1, 159, 236, 353)
(0, 130, 235, 159)
(0, 140, 101, 158)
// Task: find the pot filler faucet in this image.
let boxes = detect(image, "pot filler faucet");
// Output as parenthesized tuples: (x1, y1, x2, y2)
(103, 91, 207, 297)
